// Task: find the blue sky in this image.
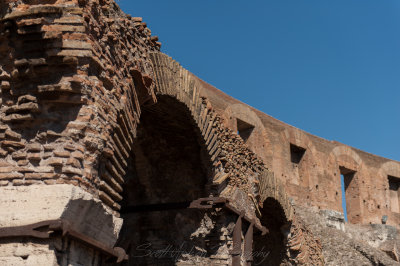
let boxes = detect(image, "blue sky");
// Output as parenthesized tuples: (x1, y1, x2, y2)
(341, 174, 348, 222)
(118, 0, 400, 161)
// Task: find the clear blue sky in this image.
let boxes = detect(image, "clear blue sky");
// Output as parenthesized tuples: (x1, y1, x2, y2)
(118, 0, 400, 161)
(341, 174, 348, 222)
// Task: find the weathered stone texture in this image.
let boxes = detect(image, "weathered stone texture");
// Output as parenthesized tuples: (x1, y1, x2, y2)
(0, 239, 60, 266)
(196, 63, 400, 228)
(0, 185, 122, 246)
(295, 205, 399, 265)
(149, 52, 323, 265)
(0, 0, 160, 215)
(0, 0, 398, 265)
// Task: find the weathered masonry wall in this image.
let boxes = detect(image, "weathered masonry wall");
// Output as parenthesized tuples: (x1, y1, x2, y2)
(0, 0, 160, 264)
(195, 72, 400, 228)
(148, 52, 324, 265)
(0, 0, 396, 265)
(0, 0, 160, 211)
(0, 1, 325, 265)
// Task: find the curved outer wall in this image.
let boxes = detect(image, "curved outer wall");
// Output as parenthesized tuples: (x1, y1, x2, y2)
(196, 68, 400, 228)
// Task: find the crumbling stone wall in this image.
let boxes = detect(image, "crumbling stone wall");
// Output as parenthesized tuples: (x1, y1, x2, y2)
(149, 42, 400, 265)
(149, 52, 324, 265)
(0, 0, 161, 264)
(0, 1, 324, 265)
(2, 0, 396, 265)
(295, 205, 399, 265)
(0, 0, 160, 211)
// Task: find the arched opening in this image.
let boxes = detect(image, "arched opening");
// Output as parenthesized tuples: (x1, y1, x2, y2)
(254, 197, 289, 265)
(115, 96, 213, 265)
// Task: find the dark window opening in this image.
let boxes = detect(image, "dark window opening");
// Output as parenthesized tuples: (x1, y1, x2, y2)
(388, 175, 400, 190)
(340, 167, 355, 190)
(388, 175, 400, 213)
(290, 144, 306, 164)
(236, 118, 254, 142)
(339, 166, 356, 223)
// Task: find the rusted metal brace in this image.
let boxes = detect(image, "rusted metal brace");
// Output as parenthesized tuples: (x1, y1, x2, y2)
(190, 197, 268, 266)
(189, 197, 268, 235)
(189, 197, 228, 209)
(0, 219, 128, 263)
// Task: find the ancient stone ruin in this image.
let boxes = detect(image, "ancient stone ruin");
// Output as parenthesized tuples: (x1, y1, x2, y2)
(0, 1, 399, 265)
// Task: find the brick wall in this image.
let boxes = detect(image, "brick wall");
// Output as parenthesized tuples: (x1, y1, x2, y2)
(0, 1, 325, 265)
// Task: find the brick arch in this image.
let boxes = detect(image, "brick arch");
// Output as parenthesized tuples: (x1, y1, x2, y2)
(224, 103, 265, 129)
(380, 161, 400, 216)
(149, 52, 326, 265)
(380, 161, 400, 178)
(115, 95, 216, 264)
(149, 52, 299, 223)
(96, 51, 230, 213)
(254, 196, 289, 265)
(224, 103, 270, 159)
(95, 51, 299, 230)
(284, 129, 318, 190)
(331, 145, 363, 171)
(95, 77, 218, 214)
(330, 146, 364, 223)
(284, 129, 318, 156)
(255, 182, 324, 265)
(257, 170, 295, 222)
(126, 95, 212, 202)
(149, 53, 227, 192)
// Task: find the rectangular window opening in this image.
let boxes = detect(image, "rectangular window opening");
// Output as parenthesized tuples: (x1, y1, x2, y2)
(290, 144, 306, 164)
(340, 166, 356, 223)
(388, 175, 400, 213)
(236, 118, 254, 143)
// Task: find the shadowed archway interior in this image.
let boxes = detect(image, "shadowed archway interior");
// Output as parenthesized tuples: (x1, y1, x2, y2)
(115, 96, 213, 265)
(254, 197, 289, 265)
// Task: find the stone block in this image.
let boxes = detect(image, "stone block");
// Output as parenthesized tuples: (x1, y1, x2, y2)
(27, 153, 41, 161)
(42, 25, 85, 33)
(0, 172, 23, 179)
(0, 185, 122, 246)
(26, 143, 41, 152)
(5, 130, 21, 141)
(12, 152, 27, 160)
(47, 158, 64, 166)
(18, 95, 37, 104)
(54, 150, 70, 158)
(17, 160, 29, 166)
(62, 166, 83, 175)
(2, 114, 33, 122)
(1, 141, 25, 149)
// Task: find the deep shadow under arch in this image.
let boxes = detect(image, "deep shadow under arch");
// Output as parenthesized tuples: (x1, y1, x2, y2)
(115, 96, 213, 265)
(254, 197, 290, 266)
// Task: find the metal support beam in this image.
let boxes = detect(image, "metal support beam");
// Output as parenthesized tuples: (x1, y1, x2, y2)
(0, 219, 128, 263)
